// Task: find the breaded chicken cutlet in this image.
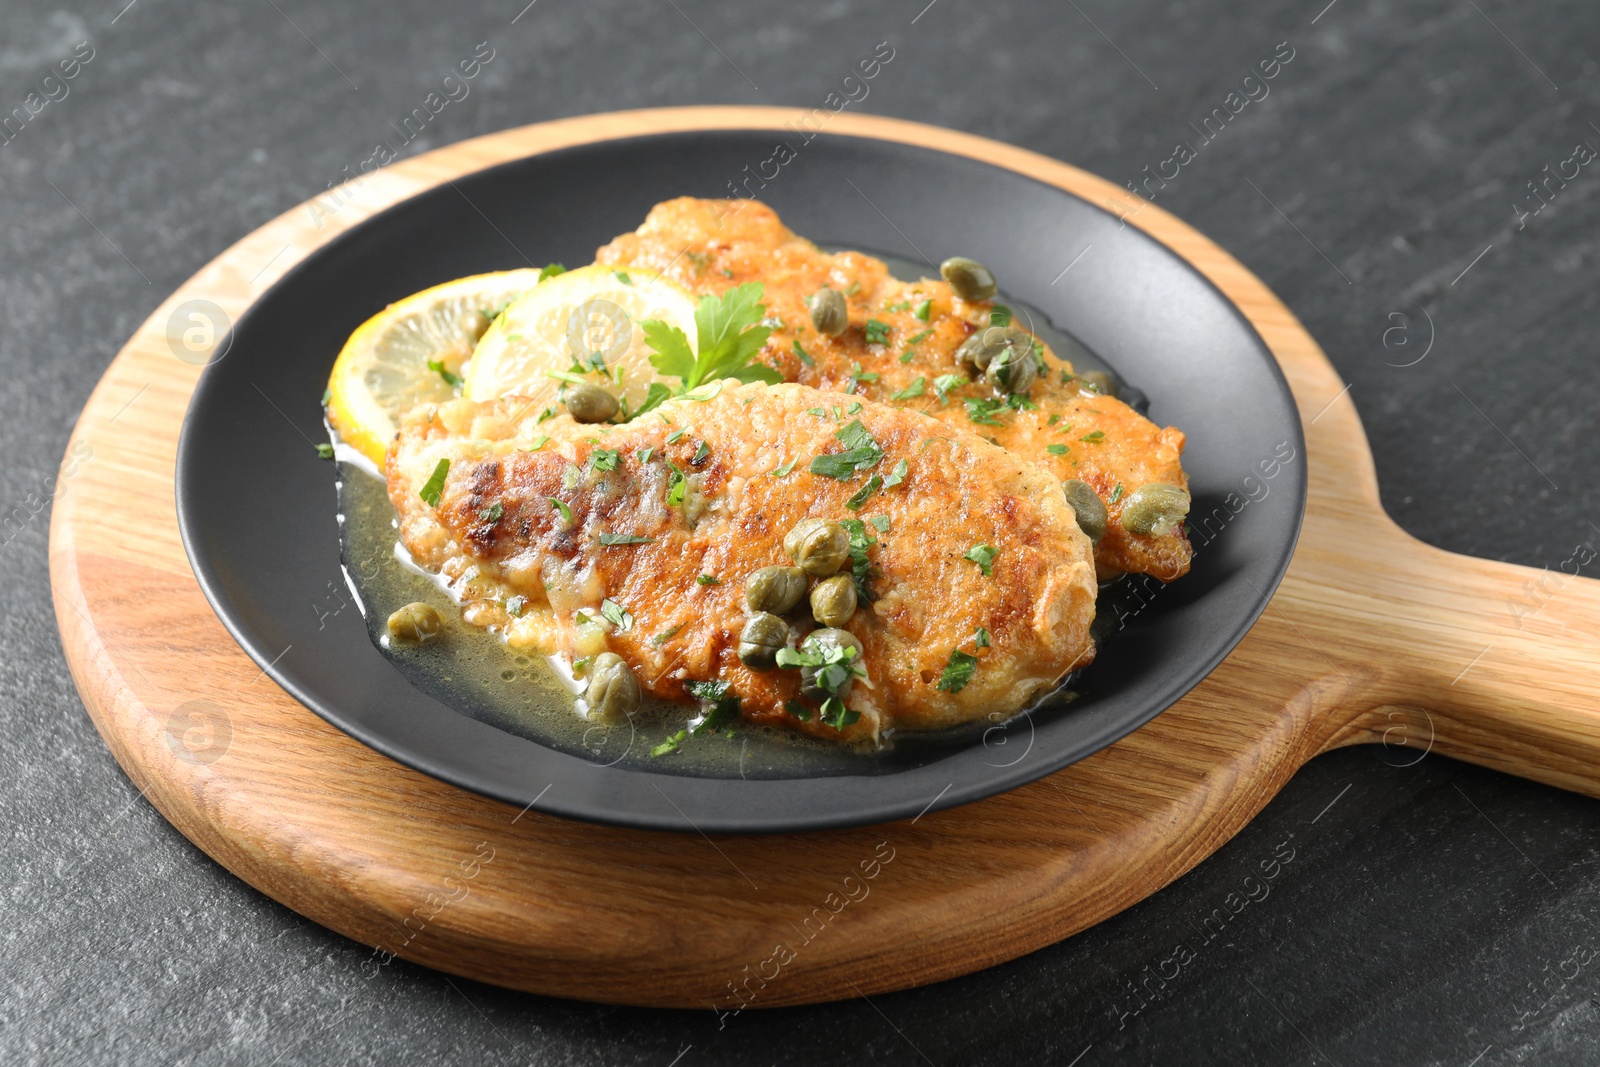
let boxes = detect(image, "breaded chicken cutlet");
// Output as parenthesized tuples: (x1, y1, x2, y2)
(595, 197, 1193, 581)
(388, 381, 1098, 743)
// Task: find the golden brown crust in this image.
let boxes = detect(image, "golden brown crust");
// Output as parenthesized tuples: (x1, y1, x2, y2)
(387, 382, 1097, 741)
(595, 197, 1193, 580)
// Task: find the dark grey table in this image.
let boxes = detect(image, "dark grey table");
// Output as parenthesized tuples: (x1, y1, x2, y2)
(5, 1, 1598, 1063)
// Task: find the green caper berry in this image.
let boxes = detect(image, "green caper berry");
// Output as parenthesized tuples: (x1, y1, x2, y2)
(564, 382, 619, 424)
(985, 343, 1038, 395)
(1120, 483, 1192, 537)
(1062, 480, 1108, 544)
(808, 287, 849, 337)
(746, 565, 806, 615)
(738, 612, 791, 670)
(798, 627, 864, 703)
(387, 602, 444, 643)
(784, 518, 850, 577)
(1077, 369, 1118, 398)
(586, 651, 640, 719)
(810, 574, 858, 627)
(939, 256, 997, 302)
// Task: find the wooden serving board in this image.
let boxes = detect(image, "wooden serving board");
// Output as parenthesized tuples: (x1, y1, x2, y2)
(50, 108, 1600, 1009)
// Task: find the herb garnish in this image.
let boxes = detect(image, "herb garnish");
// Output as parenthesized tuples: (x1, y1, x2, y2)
(1080, 431, 1105, 443)
(1110, 483, 1125, 504)
(651, 730, 687, 757)
(666, 461, 687, 507)
(636, 446, 655, 463)
(696, 574, 721, 586)
(989, 305, 1012, 327)
(869, 515, 891, 533)
(314, 442, 335, 460)
(932, 373, 966, 403)
(633, 382, 672, 419)
(792, 339, 815, 366)
(478, 501, 503, 523)
(769, 456, 799, 477)
(809, 420, 884, 479)
(590, 447, 621, 473)
(600, 598, 634, 631)
(521, 435, 551, 452)
(883, 458, 908, 488)
(963, 544, 998, 577)
(538, 262, 566, 281)
(974, 626, 991, 648)
(937, 649, 978, 692)
(691, 440, 711, 465)
(889, 376, 926, 400)
(548, 497, 573, 525)
(864, 319, 891, 345)
(641, 282, 780, 393)
(418, 459, 449, 507)
(913, 299, 932, 322)
(598, 532, 655, 546)
(650, 624, 682, 647)
(505, 595, 526, 618)
(1046, 443, 1068, 456)
(845, 473, 883, 510)
(964, 397, 1007, 426)
(837, 518, 880, 602)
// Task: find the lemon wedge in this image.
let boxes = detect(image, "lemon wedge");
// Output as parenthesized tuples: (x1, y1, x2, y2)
(325, 269, 544, 466)
(465, 264, 698, 413)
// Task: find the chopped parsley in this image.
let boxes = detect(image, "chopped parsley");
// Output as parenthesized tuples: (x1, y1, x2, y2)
(806, 407, 828, 418)
(937, 649, 978, 692)
(913, 299, 932, 321)
(989, 305, 1012, 327)
(537, 406, 558, 424)
(1080, 431, 1105, 443)
(521, 435, 551, 452)
(505, 595, 526, 618)
(869, 515, 891, 533)
(837, 518, 880, 602)
(899, 352, 915, 363)
(426, 360, 461, 389)
(889, 376, 926, 400)
(314, 442, 335, 460)
(964, 397, 1007, 426)
(845, 402, 863, 415)
(932, 373, 966, 403)
(974, 626, 991, 649)
(636, 446, 655, 463)
(650, 624, 682, 647)
(478, 501, 503, 523)
(633, 382, 671, 419)
(418, 459, 449, 507)
(809, 420, 884, 479)
(963, 544, 998, 577)
(792, 339, 815, 366)
(1047, 414, 1061, 427)
(598, 532, 654, 546)
(651, 730, 687, 757)
(538, 262, 567, 281)
(785, 698, 812, 722)
(590, 447, 621, 473)
(1110, 482, 1125, 504)
(821, 697, 860, 729)
(769, 456, 799, 477)
(548, 497, 573, 525)
(600, 598, 634, 631)
(696, 574, 721, 586)
(906, 328, 933, 344)
(864, 319, 891, 345)
(666, 461, 687, 507)
(848, 361, 880, 389)
(691, 440, 711, 465)
(641, 282, 780, 393)
(666, 426, 689, 444)
(845, 473, 883, 510)
(883, 458, 908, 488)
(613, 270, 633, 285)
(1046, 443, 1068, 456)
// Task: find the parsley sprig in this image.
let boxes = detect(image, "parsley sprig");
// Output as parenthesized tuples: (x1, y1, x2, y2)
(641, 282, 781, 394)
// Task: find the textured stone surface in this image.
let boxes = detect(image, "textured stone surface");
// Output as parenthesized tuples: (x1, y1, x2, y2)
(3, 0, 1599, 1063)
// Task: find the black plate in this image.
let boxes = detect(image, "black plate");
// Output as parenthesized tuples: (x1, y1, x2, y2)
(176, 128, 1306, 834)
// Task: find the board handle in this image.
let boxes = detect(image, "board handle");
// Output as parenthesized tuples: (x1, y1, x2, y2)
(1318, 520, 1600, 796)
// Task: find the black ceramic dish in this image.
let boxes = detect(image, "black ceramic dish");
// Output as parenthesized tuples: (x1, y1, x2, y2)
(176, 129, 1306, 833)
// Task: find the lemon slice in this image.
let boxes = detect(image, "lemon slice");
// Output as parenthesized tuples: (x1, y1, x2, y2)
(325, 269, 544, 465)
(465, 264, 698, 413)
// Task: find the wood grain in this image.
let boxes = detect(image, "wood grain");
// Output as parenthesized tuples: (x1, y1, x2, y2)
(48, 107, 1600, 1009)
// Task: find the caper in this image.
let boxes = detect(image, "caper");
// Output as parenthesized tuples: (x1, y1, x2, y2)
(808, 287, 849, 337)
(586, 651, 640, 719)
(798, 627, 864, 703)
(955, 331, 995, 374)
(1062, 480, 1108, 544)
(810, 574, 858, 627)
(784, 518, 850, 577)
(746, 565, 806, 615)
(1077, 369, 1118, 398)
(564, 382, 619, 424)
(985, 342, 1038, 395)
(387, 602, 444, 643)
(738, 612, 791, 670)
(939, 256, 997, 302)
(1120, 483, 1192, 537)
